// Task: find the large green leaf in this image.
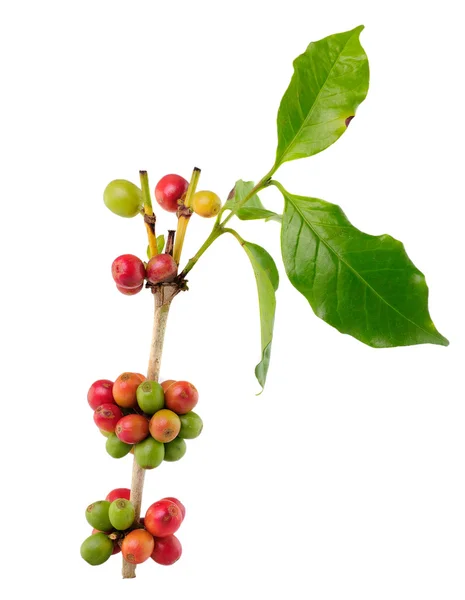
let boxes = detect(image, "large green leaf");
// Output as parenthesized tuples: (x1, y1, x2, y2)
(224, 180, 281, 222)
(275, 25, 369, 167)
(228, 230, 279, 389)
(276, 182, 448, 348)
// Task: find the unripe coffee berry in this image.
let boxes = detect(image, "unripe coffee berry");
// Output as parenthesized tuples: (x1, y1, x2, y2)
(149, 409, 181, 443)
(136, 380, 165, 415)
(81, 533, 114, 566)
(105, 433, 132, 459)
(178, 411, 203, 439)
(134, 436, 165, 469)
(113, 373, 144, 408)
(85, 500, 112, 532)
(109, 499, 135, 530)
(192, 190, 221, 218)
(163, 437, 187, 462)
(121, 529, 154, 564)
(104, 179, 143, 218)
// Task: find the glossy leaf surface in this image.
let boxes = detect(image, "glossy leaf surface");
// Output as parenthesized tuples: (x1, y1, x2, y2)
(275, 26, 369, 167)
(229, 231, 279, 389)
(277, 183, 448, 347)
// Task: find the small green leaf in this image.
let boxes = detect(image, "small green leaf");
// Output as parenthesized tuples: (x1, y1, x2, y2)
(275, 25, 369, 168)
(156, 235, 165, 254)
(224, 180, 280, 222)
(228, 231, 279, 390)
(276, 182, 448, 348)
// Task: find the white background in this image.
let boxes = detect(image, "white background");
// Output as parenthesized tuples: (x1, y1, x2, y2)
(1, 1, 463, 598)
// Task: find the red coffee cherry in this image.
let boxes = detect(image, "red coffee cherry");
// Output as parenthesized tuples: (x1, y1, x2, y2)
(145, 499, 183, 537)
(155, 174, 188, 213)
(87, 380, 114, 410)
(161, 497, 186, 520)
(116, 283, 144, 296)
(106, 488, 131, 503)
(111, 254, 146, 289)
(151, 534, 182, 566)
(121, 529, 154, 564)
(146, 254, 178, 284)
(93, 403, 124, 433)
(164, 381, 198, 415)
(115, 414, 149, 444)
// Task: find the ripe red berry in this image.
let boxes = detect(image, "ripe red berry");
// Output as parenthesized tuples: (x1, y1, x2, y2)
(149, 409, 181, 443)
(113, 373, 145, 408)
(93, 403, 124, 433)
(146, 254, 178, 285)
(116, 283, 144, 296)
(155, 174, 188, 213)
(115, 414, 150, 444)
(161, 497, 186, 520)
(145, 499, 183, 537)
(121, 529, 154, 564)
(151, 534, 182, 566)
(111, 255, 146, 289)
(87, 380, 114, 410)
(164, 381, 198, 415)
(106, 488, 131, 503)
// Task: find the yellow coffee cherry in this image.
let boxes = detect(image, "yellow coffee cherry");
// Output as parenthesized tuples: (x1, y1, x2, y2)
(192, 190, 222, 218)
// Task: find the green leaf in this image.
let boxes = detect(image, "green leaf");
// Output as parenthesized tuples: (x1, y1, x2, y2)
(224, 180, 281, 222)
(147, 235, 166, 259)
(276, 182, 448, 348)
(156, 235, 165, 254)
(275, 25, 369, 168)
(228, 231, 279, 390)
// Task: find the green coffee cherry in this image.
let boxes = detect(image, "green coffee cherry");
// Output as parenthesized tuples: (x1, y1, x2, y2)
(103, 179, 142, 218)
(80, 533, 113, 566)
(106, 433, 132, 458)
(164, 437, 187, 462)
(178, 411, 203, 439)
(136, 380, 165, 415)
(109, 499, 135, 530)
(134, 436, 165, 469)
(85, 500, 112, 532)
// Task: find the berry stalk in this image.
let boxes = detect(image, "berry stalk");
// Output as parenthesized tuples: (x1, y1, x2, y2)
(122, 284, 179, 579)
(172, 167, 201, 265)
(140, 170, 158, 259)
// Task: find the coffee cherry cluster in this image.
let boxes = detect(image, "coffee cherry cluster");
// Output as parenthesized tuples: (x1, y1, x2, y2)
(81, 487, 185, 567)
(88, 377, 203, 468)
(105, 173, 222, 221)
(111, 253, 178, 296)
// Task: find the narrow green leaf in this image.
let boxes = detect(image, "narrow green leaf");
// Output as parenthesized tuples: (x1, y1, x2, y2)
(224, 180, 280, 222)
(275, 25, 369, 168)
(156, 235, 165, 254)
(228, 231, 279, 390)
(276, 182, 448, 348)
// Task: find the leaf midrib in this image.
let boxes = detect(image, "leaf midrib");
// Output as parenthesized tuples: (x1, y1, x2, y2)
(276, 30, 357, 164)
(286, 195, 445, 343)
